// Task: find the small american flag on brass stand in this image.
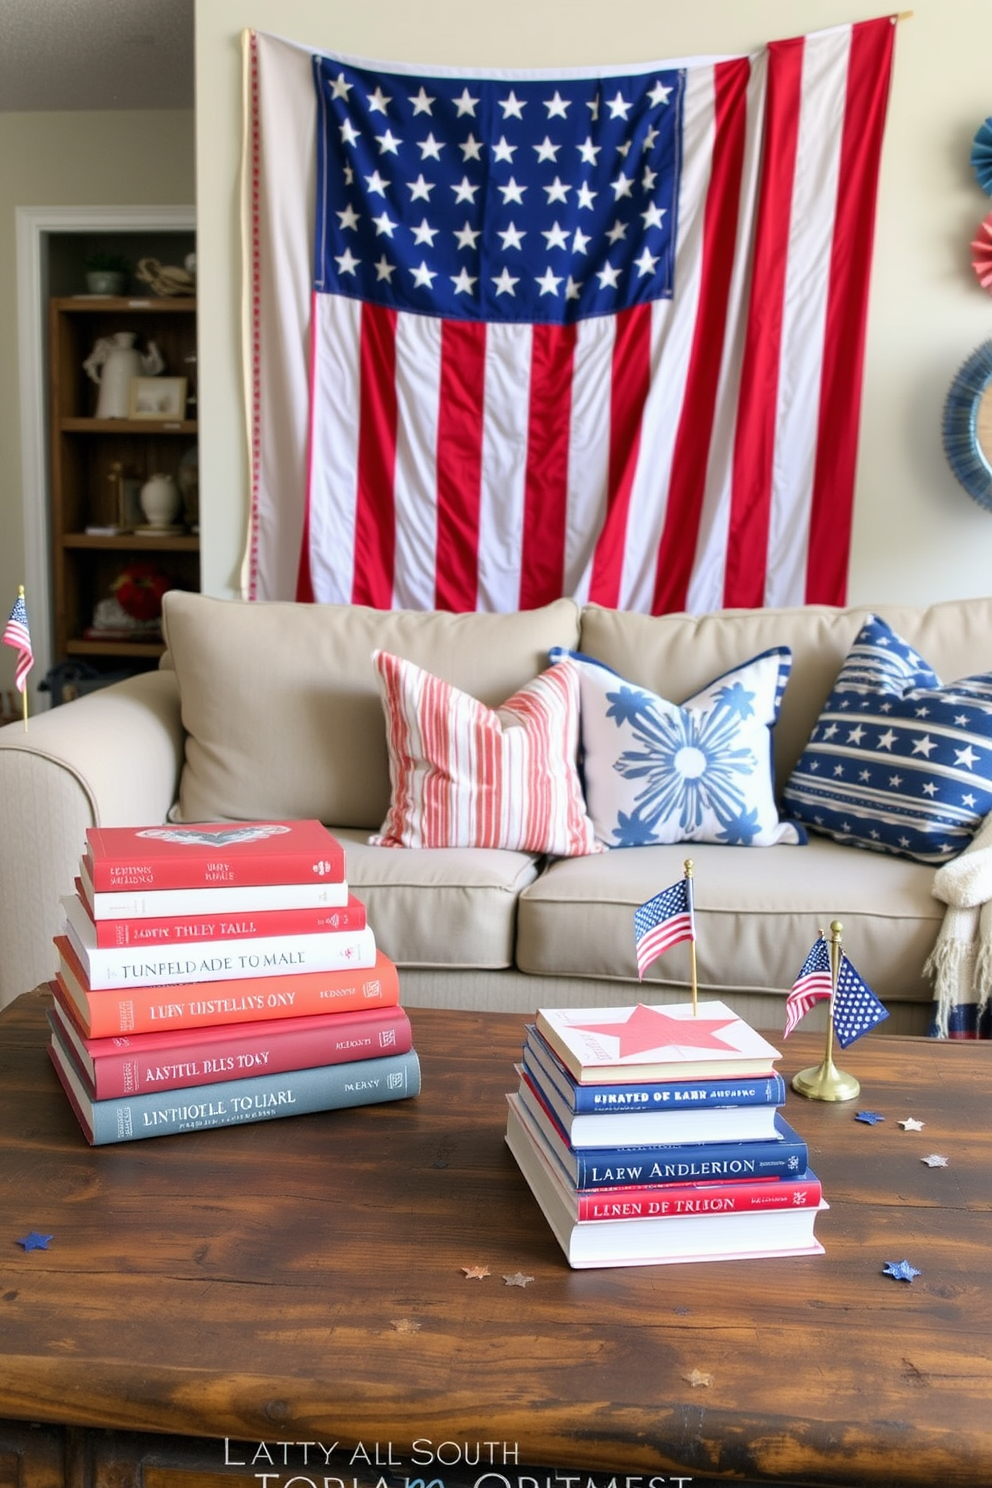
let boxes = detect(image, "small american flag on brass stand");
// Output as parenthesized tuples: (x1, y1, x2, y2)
(3, 588, 33, 693)
(634, 875, 695, 980)
(784, 936, 833, 1038)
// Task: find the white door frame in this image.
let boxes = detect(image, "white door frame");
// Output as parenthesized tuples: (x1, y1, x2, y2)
(15, 204, 196, 692)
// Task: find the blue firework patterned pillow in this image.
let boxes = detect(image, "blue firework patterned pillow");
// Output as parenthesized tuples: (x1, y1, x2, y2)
(550, 647, 804, 849)
(783, 614, 992, 864)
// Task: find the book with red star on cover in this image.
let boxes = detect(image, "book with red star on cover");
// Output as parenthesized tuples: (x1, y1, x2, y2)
(534, 1001, 782, 1085)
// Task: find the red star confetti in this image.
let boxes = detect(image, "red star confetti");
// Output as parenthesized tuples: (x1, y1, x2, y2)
(898, 1117, 925, 1131)
(570, 1004, 739, 1058)
(389, 1318, 422, 1332)
(683, 1369, 714, 1387)
(855, 1110, 885, 1125)
(461, 1265, 491, 1280)
(503, 1272, 534, 1287)
(883, 1260, 921, 1282)
(922, 1153, 948, 1167)
(16, 1232, 53, 1250)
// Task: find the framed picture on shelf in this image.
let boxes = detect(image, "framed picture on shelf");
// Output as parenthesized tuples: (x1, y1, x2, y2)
(129, 376, 187, 421)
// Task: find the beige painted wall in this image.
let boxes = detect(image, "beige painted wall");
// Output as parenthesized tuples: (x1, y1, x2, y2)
(194, 0, 992, 614)
(0, 109, 194, 698)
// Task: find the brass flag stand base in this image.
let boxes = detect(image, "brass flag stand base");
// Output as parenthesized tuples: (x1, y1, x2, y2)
(791, 921, 861, 1103)
(792, 1053, 860, 1103)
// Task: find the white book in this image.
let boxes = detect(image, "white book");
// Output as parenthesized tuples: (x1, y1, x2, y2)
(62, 892, 377, 990)
(79, 855, 351, 918)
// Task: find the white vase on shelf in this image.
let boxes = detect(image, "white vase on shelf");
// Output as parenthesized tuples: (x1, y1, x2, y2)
(139, 473, 182, 530)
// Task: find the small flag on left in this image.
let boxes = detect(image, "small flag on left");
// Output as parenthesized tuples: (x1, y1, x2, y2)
(634, 876, 695, 980)
(3, 587, 33, 693)
(784, 936, 833, 1038)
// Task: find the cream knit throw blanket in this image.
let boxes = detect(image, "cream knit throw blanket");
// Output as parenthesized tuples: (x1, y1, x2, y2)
(926, 810, 992, 1037)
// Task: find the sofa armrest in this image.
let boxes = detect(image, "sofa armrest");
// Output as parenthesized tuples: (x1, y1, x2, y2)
(0, 669, 184, 1009)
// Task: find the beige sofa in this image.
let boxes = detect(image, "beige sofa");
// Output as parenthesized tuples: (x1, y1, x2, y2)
(4, 589, 988, 1033)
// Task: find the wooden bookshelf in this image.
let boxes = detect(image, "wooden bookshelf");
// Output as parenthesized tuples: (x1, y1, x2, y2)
(49, 296, 199, 672)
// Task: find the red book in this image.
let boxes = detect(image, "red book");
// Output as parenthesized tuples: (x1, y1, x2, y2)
(47, 988, 413, 1100)
(573, 1171, 823, 1222)
(54, 935, 401, 1038)
(74, 878, 367, 948)
(84, 819, 346, 892)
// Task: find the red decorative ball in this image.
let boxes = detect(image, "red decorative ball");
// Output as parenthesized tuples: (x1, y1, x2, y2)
(111, 563, 171, 621)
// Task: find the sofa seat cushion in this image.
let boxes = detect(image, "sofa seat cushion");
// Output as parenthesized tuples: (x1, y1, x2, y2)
(515, 838, 941, 1009)
(161, 592, 581, 828)
(336, 828, 540, 969)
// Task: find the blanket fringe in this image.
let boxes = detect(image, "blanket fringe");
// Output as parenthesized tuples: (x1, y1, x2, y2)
(924, 933, 975, 1039)
(926, 817, 992, 1037)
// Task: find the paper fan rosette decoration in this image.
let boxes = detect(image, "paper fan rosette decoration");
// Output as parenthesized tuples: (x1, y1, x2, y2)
(971, 212, 992, 293)
(942, 339, 992, 510)
(971, 117, 992, 196)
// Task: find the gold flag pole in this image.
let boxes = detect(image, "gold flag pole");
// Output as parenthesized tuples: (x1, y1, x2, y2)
(792, 920, 860, 1102)
(684, 858, 697, 1015)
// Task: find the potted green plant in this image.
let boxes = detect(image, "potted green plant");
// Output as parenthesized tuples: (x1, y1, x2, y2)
(84, 252, 131, 296)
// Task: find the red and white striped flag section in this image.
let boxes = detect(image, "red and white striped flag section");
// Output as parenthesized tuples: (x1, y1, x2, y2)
(784, 936, 834, 1038)
(634, 876, 695, 980)
(243, 19, 896, 612)
(3, 588, 33, 694)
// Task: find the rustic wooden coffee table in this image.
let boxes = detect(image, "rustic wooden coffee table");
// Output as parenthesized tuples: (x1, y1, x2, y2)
(1, 987, 990, 1488)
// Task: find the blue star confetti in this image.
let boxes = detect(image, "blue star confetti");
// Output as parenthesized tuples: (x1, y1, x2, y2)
(856, 1110, 885, 1125)
(883, 1260, 921, 1283)
(16, 1231, 53, 1251)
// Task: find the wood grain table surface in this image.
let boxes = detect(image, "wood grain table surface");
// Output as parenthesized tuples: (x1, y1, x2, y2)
(0, 986, 990, 1488)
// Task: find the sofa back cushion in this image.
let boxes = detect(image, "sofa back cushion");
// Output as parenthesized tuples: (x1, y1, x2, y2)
(577, 597, 992, 791)
(162, 592, 581, 827)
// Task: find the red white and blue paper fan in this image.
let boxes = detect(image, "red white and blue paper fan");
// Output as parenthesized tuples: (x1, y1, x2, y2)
(971, 212, 992, 293)
(971, 117, 992, 195)
(942, 339, 992, 510)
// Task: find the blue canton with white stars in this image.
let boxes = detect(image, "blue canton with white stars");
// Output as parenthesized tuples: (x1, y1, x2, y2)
(312, 58, 683, 324)
(832, 954, 889, 1047)
(783, 614, 992, 863)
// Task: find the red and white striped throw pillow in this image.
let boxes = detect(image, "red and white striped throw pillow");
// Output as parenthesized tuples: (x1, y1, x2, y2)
(369, 650, 601, 856)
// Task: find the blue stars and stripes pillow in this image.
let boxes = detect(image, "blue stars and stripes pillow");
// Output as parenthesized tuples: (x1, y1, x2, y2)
(783, 615, 992, 863)
(550, 646, 804, 849)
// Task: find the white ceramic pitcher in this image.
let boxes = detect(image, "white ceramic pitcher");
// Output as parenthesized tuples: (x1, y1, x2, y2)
(83, 332, 165, 419)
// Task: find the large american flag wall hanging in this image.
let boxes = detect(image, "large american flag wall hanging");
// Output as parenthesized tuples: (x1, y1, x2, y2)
(243, 17, 896, 614)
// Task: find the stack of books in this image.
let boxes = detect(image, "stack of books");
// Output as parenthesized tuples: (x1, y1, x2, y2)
(47, 819, 420, 1144)
(505, 1000, 826, 1269)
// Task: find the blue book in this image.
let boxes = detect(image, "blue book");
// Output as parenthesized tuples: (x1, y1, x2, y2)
(518, 1065, 786, 1149)
(523, 1029, 785, 1118)
(516, 1076, 809, 1191)
(48, 1027, 420, 1145)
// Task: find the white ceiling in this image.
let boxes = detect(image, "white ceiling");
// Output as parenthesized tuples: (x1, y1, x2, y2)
(0, 0, 194, 111)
